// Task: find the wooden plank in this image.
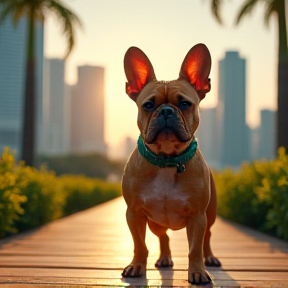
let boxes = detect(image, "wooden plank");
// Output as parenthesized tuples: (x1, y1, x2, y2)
(1, 255, 288, 270)
(0, 268, 288, 286)
(0, 197, 287, 287)
(1, 281, 288, 288)
(2, 267, 288, 280)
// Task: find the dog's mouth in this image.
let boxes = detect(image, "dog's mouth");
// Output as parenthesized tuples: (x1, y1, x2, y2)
(145, 107, 191, 144)
(146, 126, 190, 144)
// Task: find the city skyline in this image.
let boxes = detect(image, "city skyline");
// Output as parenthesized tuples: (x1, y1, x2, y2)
(45, 0, 278, 151)
(0, 15, 44, 159)
(0, 0, 280, 161)
(40, 52, 277, 162)
(0, 14, 107, 159)
(197, 51, 276, 169)
(197, 51, 250, 169)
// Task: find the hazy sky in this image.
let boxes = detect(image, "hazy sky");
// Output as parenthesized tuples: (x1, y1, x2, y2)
(45, 0, 278, 157)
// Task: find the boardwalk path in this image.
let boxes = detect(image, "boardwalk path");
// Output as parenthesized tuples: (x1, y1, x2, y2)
(0, 197, 288, 287)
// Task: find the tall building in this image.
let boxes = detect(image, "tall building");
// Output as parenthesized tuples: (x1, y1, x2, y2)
(42, 58, 70, 155)
(216, 51, 249, 168)
(196, 107, 218, 168)
(0, 16, 43, 159)
(249, 127, 260, 161)
(257, 109, 276, 159)
(71, 66, 107, 155)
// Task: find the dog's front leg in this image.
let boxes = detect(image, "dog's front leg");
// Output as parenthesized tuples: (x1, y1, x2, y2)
(122, 207, 148, 278)
(186, 212, 212, 285)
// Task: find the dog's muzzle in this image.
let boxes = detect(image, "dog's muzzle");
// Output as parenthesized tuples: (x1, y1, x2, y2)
(145, 105, 190, 144)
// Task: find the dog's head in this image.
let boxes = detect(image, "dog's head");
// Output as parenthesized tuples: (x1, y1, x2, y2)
(124, 44, 211, 156)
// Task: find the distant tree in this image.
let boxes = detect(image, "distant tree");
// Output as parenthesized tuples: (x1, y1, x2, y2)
(210, 0, 288, 152)
(0, 0, 82, 166)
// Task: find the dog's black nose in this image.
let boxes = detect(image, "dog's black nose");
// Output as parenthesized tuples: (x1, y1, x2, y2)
(159, 106, 174, 118)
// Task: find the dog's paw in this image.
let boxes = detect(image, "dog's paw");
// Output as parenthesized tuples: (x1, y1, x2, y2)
(188, 270, 212, 285)
(155, 255, 174, 268)
(121, 263, 145, 278)
(205, 255, 221, 267)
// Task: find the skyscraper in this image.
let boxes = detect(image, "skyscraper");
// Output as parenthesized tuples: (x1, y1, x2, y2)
(71, 66, 107, 155)
(0, 16, 43, 158)
(42, 58, 70, 155)
(258, 109, 276, 159)
(196, 107, 218, 168)
(216, 51, 249, 168)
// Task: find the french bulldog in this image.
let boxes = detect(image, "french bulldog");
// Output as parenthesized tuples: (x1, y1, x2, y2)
(121, 43, 221, 285)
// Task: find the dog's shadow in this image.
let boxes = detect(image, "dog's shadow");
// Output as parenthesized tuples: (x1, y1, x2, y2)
(121, 267, 174, 286)
(158, 266, 217, 287)
(121, 275, 148, 286)
(158, 266, 174, 286)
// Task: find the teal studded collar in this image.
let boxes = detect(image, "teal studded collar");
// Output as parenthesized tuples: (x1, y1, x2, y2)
(137, 135, 198, 174)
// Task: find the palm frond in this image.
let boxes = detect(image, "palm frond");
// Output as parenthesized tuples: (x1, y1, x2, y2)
(264, 0, 277, 26)
(0, 2, 17, 25)
(12, 0, 29, 25)
(211, 0, 223, 24)
(235, 0, 260, 25)
(33, 0, 45, 21)
(45, 0, 82, 58)
(0, 0, 30, 27)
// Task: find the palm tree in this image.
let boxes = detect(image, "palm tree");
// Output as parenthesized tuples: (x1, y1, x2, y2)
(0, 0, 82, 166)
(210, 0, 288, 153)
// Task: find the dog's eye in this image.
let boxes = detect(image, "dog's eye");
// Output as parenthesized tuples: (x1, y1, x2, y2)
(179, 101, 192, 110)
(143, 101, 155, 112)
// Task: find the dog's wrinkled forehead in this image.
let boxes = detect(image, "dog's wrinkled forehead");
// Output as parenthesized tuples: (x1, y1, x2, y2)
(158, 80, 176, 95)
(159, 80, 176, 84)
(137, 79, 199, 106)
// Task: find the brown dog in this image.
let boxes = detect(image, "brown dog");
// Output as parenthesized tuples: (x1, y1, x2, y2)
(121, 43, 221, 285)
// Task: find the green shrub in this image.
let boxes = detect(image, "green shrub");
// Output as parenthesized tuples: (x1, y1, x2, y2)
(215, 148, 288, 240)
(15, 166, 65, 232)
(254, 148, 288, 239)
(40, 153, 125, 179)
(0, 148, 27, 237)
(60, 175, 121, 216)
(0, 148, 122, 239)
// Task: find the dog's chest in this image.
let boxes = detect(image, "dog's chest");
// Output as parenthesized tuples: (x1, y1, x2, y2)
(139, 168, 191, 230)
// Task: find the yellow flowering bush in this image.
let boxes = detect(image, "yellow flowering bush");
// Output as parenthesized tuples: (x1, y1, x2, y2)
(0, 148, 121, 239)
(15, 166, 64, 232)
(215, 148, 288, 240)
(0, 148, 27, 237)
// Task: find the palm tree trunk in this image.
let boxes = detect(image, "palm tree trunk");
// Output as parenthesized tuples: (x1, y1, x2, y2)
(277, 62, 288, 151)
(276, 0, 288, 152)
(21, 6, 36, 166)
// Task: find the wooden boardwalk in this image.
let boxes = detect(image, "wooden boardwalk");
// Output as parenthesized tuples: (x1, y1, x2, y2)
(0, 197, 288, 287)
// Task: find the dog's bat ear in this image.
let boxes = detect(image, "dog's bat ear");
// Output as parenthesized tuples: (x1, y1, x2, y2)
(124, 47, 156, 101)
(178, 43, 211, 101)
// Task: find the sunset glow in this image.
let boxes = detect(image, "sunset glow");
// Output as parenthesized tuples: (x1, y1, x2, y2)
(45, 0, 277, 158)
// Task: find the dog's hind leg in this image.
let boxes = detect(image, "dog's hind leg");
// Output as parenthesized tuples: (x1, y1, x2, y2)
(148, 219, 174, 267)
(204, 170, 221, 267)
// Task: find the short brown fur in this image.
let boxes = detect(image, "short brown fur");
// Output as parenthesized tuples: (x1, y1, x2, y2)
(122, 44, 221, 285)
